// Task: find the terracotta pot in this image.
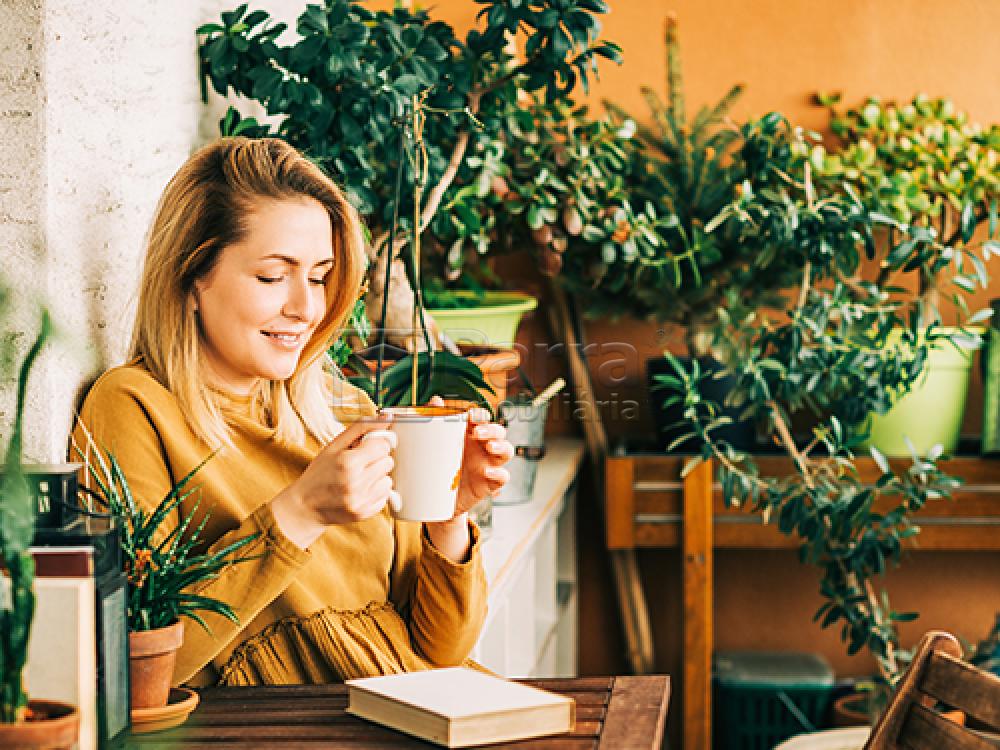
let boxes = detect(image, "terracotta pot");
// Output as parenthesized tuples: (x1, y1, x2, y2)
(129, 620, 184, 710)
(831, 693, 871, 727)
(832, 692, 965, 727)
(0, 700, 79, 750)
(359, 344, 521, 412)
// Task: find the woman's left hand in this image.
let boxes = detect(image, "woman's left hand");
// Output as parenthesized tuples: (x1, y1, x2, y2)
(422, 398, 512, 560)
(455, 407, 513, 515)
(426, 397, 513, 517)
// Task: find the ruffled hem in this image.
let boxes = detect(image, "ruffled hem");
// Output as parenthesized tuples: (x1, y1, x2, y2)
(217, 601, 432, 686)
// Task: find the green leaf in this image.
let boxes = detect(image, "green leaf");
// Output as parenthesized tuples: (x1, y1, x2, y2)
(870, 446, 889, 475)
(221, 3, 248, 29)
(338, 112, 364, 142)
(393, 74, 423, 97)
(960, 201, 976, 243)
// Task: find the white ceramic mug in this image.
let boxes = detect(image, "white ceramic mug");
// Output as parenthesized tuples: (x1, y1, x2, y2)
(362, 406, 468, 522)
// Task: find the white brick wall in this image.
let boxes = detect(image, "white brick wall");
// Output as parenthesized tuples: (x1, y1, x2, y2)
(0, 0, 298, 460)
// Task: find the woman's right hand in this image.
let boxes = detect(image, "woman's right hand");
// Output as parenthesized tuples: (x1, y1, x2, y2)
(271, 416, 395, 549)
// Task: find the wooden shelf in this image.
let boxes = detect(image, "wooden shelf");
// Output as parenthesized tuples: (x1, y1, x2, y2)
(607, 453, 1000, 551)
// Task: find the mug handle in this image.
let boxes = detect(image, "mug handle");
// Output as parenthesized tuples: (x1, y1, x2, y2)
(361, 430, 402, 513)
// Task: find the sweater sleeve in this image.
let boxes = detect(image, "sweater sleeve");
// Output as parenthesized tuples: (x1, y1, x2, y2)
(71, 368, 310, 684)
(389, 520, 488, 667)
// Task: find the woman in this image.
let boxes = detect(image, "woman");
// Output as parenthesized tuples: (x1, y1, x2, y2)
(74, 137, 512, 688)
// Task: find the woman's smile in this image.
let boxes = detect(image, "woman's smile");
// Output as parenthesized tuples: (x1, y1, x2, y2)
(261, 330, 308, 348)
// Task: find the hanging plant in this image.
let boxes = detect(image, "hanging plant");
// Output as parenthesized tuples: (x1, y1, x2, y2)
(351, 94, 494, 412)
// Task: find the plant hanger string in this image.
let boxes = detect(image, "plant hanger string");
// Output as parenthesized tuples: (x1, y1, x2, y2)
(374, 108, 410, 409)
(373, 93, 435, 410)
(410, 92, 433, 407)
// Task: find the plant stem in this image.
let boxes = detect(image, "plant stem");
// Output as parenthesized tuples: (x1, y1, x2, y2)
(767, 401, 895, 683)
(411, 95, 424, 404)
(374, 126, 409, 406)
(768, 401, 812, 486)
(795, 261, 812, 318)
(865, 578, 898, 676)
(418, 91, 481, 233)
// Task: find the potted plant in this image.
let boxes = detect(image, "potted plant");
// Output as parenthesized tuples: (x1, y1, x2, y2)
(73, 443, 259, 724)
(661, 107, 991, 717)
(197, 0, 621, 351)
(810, 92, 1000, 454)
(514, 18, 809, 450)
(0, 303, 80, 750)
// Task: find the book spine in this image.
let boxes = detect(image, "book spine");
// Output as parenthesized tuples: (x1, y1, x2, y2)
(31, 546, 95, 577)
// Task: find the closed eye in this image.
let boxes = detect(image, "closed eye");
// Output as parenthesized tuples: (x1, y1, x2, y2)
(256, 275, 282, 284)
(309, 276, 328, 286)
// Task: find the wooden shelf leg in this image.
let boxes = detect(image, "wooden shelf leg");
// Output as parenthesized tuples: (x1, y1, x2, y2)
(683, 459, 713, 750)
(610, 549, 655, 674)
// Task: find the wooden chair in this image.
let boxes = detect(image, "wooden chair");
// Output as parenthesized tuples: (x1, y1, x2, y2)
(864, 630, 1000, 749)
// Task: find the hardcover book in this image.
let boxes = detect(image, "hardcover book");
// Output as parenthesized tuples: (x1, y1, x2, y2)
(346, 667, 575, 748)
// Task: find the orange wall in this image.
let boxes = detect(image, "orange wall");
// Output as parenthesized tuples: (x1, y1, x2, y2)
(392, 1, 1000, 739)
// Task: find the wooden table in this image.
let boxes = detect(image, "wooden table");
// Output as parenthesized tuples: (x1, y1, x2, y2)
(125, 676, 670, 749)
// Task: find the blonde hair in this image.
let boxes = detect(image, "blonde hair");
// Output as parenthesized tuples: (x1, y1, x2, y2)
(130, 137, 366, 449)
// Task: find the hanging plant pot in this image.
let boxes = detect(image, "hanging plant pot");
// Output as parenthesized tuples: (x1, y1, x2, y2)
(0, 700, 79, 750)
(426, 291, 537, 347)
(355, 343, 520, 412)
(129, 620, 184, 710)
(865, 329, 980, 456)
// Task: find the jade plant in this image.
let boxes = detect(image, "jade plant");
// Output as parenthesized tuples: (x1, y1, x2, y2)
(198, 0, 621, 336)
(0, 302, 52, 723)
(658, 113, 989, 700)
(491, 96, 674, 310)
(812, 92, 1000, 324)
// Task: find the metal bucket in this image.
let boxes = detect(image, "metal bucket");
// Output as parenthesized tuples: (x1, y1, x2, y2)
(495, 395, 548, 505)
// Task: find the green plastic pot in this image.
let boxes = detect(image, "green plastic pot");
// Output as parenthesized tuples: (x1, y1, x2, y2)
(865, 329, 981, 456)
(427, 291, 537, 346)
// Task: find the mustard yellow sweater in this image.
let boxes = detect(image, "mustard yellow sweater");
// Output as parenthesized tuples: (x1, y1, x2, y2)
(73, 365, 487, 688)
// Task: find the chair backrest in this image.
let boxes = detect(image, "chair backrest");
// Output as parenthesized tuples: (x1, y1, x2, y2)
(864, 630, 1000, 750)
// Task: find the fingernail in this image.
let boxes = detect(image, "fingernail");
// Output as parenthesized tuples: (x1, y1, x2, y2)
(485, 467, 508, 481)
(475, 425, 491, 439)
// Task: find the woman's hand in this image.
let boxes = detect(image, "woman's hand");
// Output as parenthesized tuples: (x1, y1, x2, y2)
(271, 416, 396, 549)
(423, 398, 512, 561)
(454, 406, 513, 515)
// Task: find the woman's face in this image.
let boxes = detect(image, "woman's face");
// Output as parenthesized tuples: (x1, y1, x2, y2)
(193, 197, 333, 395)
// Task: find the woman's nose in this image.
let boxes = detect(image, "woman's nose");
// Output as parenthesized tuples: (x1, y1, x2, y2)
(283, 276, 318, 321)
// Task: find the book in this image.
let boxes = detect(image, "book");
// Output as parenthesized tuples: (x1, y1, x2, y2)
(346, 667, 575, 748)
(27, 546, 98, 750)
